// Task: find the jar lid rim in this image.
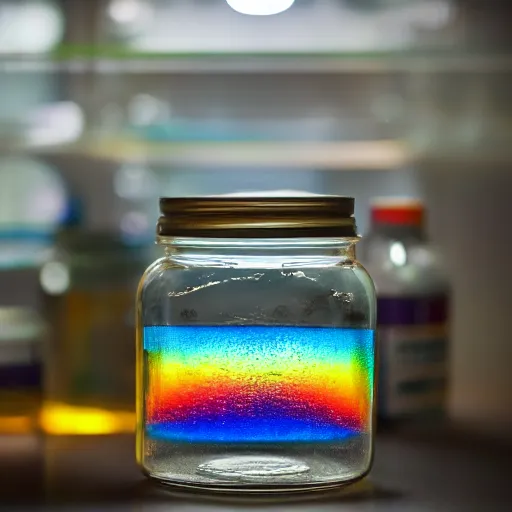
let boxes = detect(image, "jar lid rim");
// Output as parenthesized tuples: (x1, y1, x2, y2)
(157, 196, 357, 238)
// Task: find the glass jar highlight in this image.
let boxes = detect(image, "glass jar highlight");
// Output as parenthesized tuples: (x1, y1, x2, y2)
(136, 197, 376, 493)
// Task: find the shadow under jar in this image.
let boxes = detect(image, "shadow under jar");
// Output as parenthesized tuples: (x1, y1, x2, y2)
(136, 196, 376, 494)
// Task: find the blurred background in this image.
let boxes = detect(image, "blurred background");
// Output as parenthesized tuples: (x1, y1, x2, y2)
(0, 0, 511, 441)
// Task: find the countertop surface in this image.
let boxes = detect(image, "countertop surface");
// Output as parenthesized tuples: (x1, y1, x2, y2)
(0, 426, 510, 511)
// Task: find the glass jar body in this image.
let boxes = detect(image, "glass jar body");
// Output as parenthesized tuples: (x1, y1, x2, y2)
(41, 233, 151, 435)
(137, 237, 376, 493)
(359, 223, 450, 421)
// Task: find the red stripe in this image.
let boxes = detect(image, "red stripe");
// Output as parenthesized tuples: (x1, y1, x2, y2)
(371, 206, 424, 226)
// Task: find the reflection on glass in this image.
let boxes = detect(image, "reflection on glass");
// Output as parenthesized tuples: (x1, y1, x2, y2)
(389, 241, 407, 267)
(40, 262, 70, 296)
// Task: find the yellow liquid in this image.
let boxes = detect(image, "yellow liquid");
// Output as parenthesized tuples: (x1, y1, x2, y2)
(0, 390, 40, 435)
(40, 402, 135, 435)
(42, 287, 137, 436)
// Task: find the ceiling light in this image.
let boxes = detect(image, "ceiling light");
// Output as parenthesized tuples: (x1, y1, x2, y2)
(226, 0, 295, 16)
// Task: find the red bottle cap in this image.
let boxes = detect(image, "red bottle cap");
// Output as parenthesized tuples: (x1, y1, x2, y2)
(370, 198, 425, 226)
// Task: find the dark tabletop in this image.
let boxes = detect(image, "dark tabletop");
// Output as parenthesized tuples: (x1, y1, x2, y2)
(1, 425, 510, 511)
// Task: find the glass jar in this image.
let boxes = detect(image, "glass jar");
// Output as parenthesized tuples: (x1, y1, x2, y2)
(137, 197, 376, 494)
(0, 307, 46, 434)
(40, 231, 151, 435)
(359, 198, 450, 423)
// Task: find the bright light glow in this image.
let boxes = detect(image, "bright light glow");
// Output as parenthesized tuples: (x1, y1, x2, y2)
(128, 94, 170, 126)
(26, 102, 84, 147)
(108, 0, 141, 23)
(0, 1, 64, 54)
(40, 262, 70, 296)
(221, 190, 321, 198)
(107, 0, 153, 35)
(120, 211, 150, 238)
(411, 0, 453, 30)
(226, 0, 295, 16)
(114, 165, 157, 200)
(390, 242, 407, 267)
(0, 157, 68, 230)
(40, 403, 135, 435)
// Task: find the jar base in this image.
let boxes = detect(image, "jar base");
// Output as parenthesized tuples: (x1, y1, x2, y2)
(196, 455, 311, 482)
(142, 436, 372, 494)
(146, 471, 367, 496)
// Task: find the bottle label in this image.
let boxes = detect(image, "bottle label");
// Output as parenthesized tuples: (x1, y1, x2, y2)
(377, 296, 449, 419)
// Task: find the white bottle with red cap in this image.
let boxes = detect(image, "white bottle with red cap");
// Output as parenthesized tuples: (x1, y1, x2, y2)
(360, 198, 450, 423)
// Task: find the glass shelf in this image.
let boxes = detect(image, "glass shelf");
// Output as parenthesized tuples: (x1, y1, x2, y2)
(1, 49, 512, 74)
(34, 138, 411, 171)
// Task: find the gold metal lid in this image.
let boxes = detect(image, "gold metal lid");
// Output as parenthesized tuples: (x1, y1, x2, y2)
(157, 196, 357, 238)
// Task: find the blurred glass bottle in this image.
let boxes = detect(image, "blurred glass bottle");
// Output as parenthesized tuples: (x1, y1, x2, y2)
(0, 156, 67, 434)
(40, 184, 149, 434)
(39, 229, 151, 435)
(0, 308, 46, 434)
(359, 198, 450, 424)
